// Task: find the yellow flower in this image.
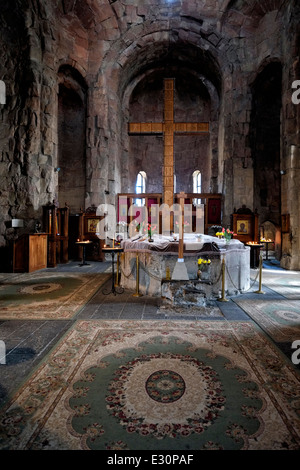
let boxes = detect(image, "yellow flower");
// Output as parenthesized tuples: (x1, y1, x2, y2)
(198, 258, 211, 265)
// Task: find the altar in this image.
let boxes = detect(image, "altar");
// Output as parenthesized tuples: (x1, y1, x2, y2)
(120, 233, 250, 304)
(118, 79, 251, 305)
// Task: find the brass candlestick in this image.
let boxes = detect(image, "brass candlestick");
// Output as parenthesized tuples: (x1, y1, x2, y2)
(133, 254, 143, 297)
(218, 258, 228, 302)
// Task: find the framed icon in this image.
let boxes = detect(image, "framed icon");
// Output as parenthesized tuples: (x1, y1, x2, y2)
(87, 218, 100, 233)
(237, 219, 249, 235)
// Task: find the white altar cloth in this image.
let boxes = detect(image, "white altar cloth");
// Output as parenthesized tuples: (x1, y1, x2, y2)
(122, 233, 245, 254)
(120, 233, 250, 299)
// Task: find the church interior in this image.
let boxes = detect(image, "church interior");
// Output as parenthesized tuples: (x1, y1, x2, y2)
(0, 0, 300, 452)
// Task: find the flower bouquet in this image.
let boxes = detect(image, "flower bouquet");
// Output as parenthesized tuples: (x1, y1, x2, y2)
(147, 223, 156, 242)
(216, 228, 234, 242)
(136, 222, 157, 241)
(197, 258, 211, 280)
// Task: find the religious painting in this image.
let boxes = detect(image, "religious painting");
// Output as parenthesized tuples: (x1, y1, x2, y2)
(237, 219, 249, 235)
(281, 214, 290, 233)
(87, 218, 100, 233)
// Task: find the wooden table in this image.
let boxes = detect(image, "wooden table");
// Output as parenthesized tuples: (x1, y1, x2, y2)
(246, 242, 264, 268)
(76, 241, 93, 266)
(262, 240, 273, 260)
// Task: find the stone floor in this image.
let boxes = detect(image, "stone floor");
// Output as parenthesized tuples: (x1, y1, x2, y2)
(0, 257, 299, 410)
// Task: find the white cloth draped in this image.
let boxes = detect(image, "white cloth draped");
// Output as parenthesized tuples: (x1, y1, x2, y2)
(122, 233, 245, 255)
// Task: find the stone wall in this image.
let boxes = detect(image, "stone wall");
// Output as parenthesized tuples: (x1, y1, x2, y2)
(0, 0, 299, 269)
(0, 1, 33, 249)
(280, 0, 300, 270)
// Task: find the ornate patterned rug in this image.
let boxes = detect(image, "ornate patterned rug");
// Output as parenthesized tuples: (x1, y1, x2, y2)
(234, 299, 300, 343)
(0, 273, 110, 320)
(0, 320, 299, 450)
(259, 270, 300, 299)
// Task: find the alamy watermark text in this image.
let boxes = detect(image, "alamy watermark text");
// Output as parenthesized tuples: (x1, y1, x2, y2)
(0, 340, 6, 364)
(0, 80, 5, 105)
(292, 80, 300, 104)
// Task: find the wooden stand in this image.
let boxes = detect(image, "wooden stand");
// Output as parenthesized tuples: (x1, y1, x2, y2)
(77, 206, 105, 262)
(57, 206, 69, 264)
(75, 240, 93, 266)
(43, 203, 69, 267)
(232, 206, 259, 244)
(13, 234, 48, 273)
(246, 242, 264, 268)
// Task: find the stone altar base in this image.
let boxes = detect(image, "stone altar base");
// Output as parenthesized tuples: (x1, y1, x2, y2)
(119, 234, 250, 304)
(161, 279, 216, 307)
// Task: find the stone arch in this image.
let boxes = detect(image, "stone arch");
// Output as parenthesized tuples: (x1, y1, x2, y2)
(222, 0, 286, 21)
(111, 36, 222, 196)
(123, 70, 215, 195)
(57, 58, 88, 81)
(91, 22, 223, 206)
(260, 219, 281, 261)
(57, 64, 88, 212)
(251, 57, 282, 82)
(117, 36, 223, 101)
(220, 0, 287, 37)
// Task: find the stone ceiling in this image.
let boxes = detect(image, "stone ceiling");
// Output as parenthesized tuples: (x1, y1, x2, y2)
(53, 0, 290, 79)
(58, 0, 289, 28)
(225, 0, 288, 19)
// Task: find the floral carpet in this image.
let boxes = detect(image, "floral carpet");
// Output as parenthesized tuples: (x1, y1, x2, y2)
(235, 299, 300, 343)
(0, 272, 110, 320)
(0, 320, 299, 450)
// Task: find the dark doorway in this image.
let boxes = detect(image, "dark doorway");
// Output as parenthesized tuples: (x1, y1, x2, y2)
(250, 62, 282, 227)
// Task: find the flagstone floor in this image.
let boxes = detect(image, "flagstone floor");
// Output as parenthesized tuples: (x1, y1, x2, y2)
(0, 258, 299, 411)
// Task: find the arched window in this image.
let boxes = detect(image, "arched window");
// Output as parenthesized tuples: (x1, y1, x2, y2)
(135, 171, 146, 206)
(136, 171, 146, 194)
(193, 170, 201, 205)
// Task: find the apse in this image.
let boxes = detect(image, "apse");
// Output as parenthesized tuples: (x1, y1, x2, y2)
(127, 72, 211, 195)
(118, 35, 221, 196)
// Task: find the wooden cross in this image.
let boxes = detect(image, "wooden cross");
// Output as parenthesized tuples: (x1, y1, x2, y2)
(177, 191, 187, 260)
(128, 78, 209, 211)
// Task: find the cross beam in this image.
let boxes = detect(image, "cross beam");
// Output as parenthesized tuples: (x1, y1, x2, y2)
(177, 191, 187, 260)
(128, 78, 209, 210)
